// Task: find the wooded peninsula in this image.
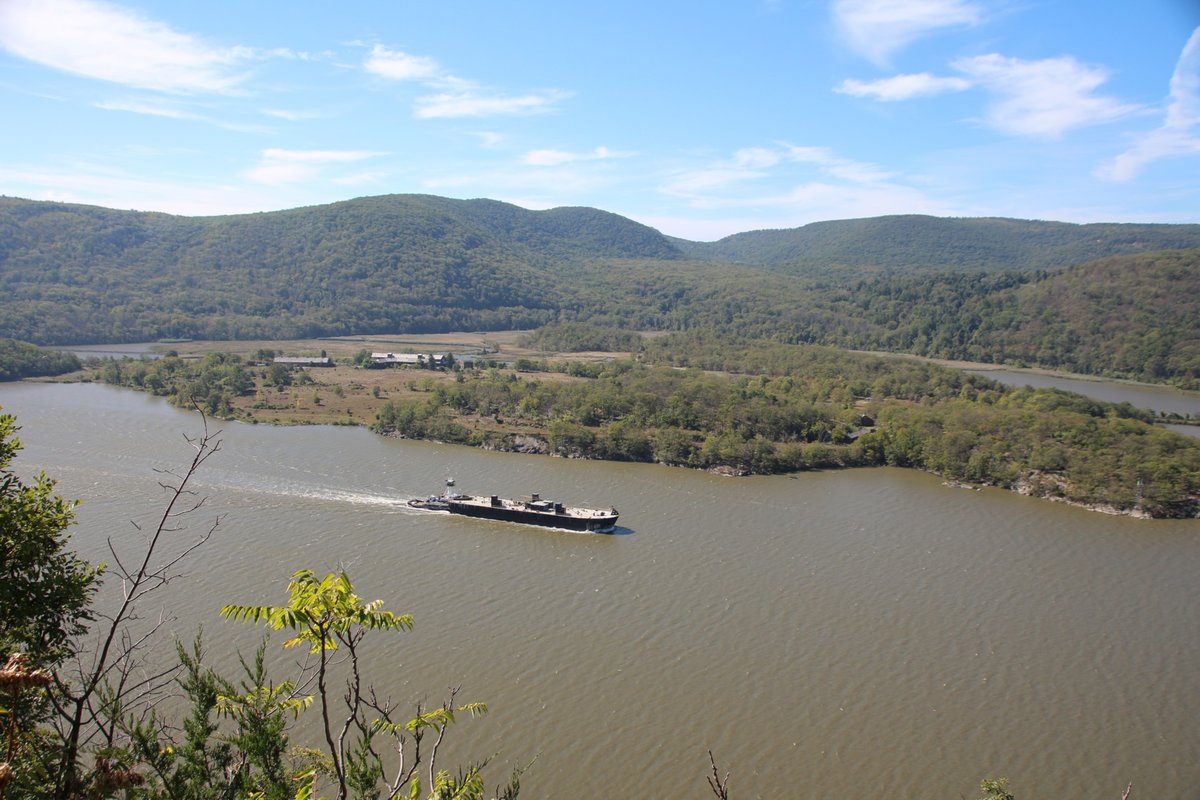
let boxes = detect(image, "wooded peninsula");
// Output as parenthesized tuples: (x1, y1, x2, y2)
(78, 327, 1200, 519)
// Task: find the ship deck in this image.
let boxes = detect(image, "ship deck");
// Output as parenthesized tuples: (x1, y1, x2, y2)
(451, 494, 617, 520)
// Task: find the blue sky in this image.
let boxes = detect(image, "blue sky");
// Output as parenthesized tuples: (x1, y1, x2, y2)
(1, 0, 1197, 240)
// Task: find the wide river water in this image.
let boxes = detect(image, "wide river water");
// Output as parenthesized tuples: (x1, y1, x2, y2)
(1, 381, 1198, 798)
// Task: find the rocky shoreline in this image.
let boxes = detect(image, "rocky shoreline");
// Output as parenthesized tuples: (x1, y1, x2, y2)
(383, 430, 1194, 520)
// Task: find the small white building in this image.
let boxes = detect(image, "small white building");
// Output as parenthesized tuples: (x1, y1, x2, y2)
(371, 352, 426, 366)
(369, 352, 477, 368)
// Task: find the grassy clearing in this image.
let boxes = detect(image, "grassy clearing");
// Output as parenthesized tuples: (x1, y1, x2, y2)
(152, 331, 627, 429)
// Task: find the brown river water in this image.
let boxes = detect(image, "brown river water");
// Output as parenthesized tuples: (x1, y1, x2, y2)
(1, 381, 1197, 798)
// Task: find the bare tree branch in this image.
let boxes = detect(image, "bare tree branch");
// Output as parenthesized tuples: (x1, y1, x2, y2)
(51, 411, 222, 799)
(426, 687, 459, 793)
(707, 750, 730, 800)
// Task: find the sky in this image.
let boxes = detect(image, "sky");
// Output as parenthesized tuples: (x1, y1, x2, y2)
(1, 0, 1198, 241)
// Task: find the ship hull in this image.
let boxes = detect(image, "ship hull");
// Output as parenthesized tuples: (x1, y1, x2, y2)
(446, 497, 618, 532)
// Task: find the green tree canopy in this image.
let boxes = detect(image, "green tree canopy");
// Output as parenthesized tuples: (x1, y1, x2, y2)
(0, 410, 100, 664)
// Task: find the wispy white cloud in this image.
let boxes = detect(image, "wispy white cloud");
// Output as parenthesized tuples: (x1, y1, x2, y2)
(260, 148, 387, 163)
(1098, 27, 1200, 181)
(777, 180, 945, 216)
(0, 163, 270, 215)
(245, 149, 389, 185)
(652, 142, 935, 236)
(661, 142, 897, 200)
(660, 150, 767, 194)
(414, 89, 571, 119)
(834, 50, 1143, 141)
(360, 41, 570, 119)
(0, 0, 251, 94)
(953, 53, 1142, 138)
(94, 99, 195, 121)
(660, 167, 766, 195)
(732, 148, 783, 169)
(363, 45, 440, 81)
(833, 0, 982, 65)
(780, 144, 899, 182)
(522, 149, 579, 167)
(331, 171, 389, 187)
(836, 72, 971, 101)
(521, 146, 629, 166)
(421, 156, 624, 200)
(94, 98, 272, 133)
(262, 108, 329, 122)
(643, 178, 952, 239)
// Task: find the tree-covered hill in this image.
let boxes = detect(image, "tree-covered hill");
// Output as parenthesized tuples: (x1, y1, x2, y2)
(1, 194, 1198, 386)
(673, 215, 1200, 275)
(817, 248, 1200, 385)
(547, 249, 1200, 387)
(0, 339, 80, 381)
(0, 195, 682, 344)
(995, 248, 1200, 381)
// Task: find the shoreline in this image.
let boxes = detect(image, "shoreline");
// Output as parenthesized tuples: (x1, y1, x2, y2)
(37, 340, 1200, 521)
(14, 376, 1194, 520)
(852, 349, 1200, 399)
(383, 427, 1181, 521)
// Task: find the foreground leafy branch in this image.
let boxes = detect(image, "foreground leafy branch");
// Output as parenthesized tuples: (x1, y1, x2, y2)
(5, 406, 519, 798)
(221, 569, 518, 800)
(1, 408, 224, 798)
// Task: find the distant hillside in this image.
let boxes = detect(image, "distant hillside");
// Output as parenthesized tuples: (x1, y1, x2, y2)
(815, 248, 1200, 386)
(1, 195, 1197, 386)
(0, 339, 80, 381)
(0, 195, 681, 343)
(673, 215, 1200, 274)
(1002, 249, 1200, 382)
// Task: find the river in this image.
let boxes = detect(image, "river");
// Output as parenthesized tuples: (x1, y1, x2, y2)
(1, 382, 1197, 798)
(965, 368, 1200, 440)
(966, 367, 1200, 415)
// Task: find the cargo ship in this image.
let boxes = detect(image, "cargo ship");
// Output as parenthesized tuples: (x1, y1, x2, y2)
(409, 479, 619, 532)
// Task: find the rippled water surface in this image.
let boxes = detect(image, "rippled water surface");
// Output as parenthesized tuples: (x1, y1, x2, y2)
(2, 382, 1197, 798)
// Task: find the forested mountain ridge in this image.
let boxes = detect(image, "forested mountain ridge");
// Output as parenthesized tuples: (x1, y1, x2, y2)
(0, 193, 681, 266)
(832, 249, 1200, 384)
(1, 194, 1197, 386)
(0, 194, 681, 343)
(673, 215, 1200, 275)
(556, 249, 1200, 386)
(991, 249, 1200, 380)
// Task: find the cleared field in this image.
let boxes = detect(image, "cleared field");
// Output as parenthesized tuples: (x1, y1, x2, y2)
(231, 363, 586, 430)
(150, 331, 632, 428)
